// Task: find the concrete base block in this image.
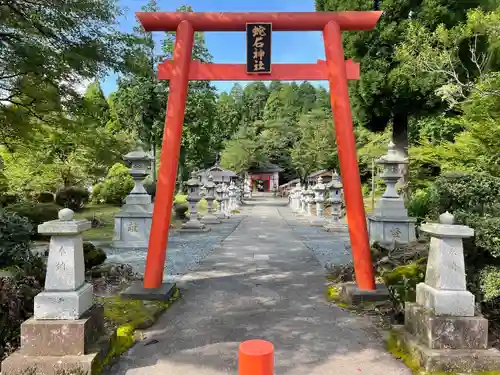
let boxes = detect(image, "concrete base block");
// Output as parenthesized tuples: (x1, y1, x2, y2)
(110, 241, 148, 249)
(200, 214, 221, 224)
(323, 222, 348, 232)
(34, 283, 93, 320)
(180, 219, 210, 232)
(340, 282, 390, 305)
(391, 325, 500, 373)
(0, 334, 111, 375)
(120, 281, 177, 301)
(404, 302, 488, 349)
(21, 305, 103, 356)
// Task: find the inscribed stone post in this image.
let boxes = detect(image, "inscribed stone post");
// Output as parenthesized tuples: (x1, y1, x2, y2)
(113, 146, 154, 248)
(310, 176, 327, 226)
(35, 208, 93, 320)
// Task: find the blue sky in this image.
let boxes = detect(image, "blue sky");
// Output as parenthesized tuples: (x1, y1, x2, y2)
(100, 0, 328, 96)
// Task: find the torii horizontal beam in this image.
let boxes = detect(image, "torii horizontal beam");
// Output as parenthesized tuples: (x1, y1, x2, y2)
(136, 11, 382, 32)
(157, 59, 360, 81)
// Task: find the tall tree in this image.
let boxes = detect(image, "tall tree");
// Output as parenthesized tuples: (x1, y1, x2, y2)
(315, 0, 496, 155)
(0, 0, 131, 144)
(113, 0, 166, 183)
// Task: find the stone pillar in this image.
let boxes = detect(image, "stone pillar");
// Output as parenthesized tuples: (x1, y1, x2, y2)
(181, 170, 210, 232)
(222, 182, 231, 217)
(0, 209, 108, 375)
(201, 174, 221, 224)
(228, 180, 238, 212)
(234, 184, 241, 209)
(398, 212, 500, 373)
(290, 182, 301, 212)
(324, 170, 347, 232)
(305, 187, 314, 216)
(113, 146, 154, 248)
(215, 183, 227, 219)
(310, 176, 327, 226)
(368, 141, 416, 246)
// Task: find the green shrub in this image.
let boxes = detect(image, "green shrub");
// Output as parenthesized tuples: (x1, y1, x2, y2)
(173, 203, 189, 219)
(92, 163, 134, 205)
(55, 187, 89, 211)
(433, 172, 500, 216)
(143, 177, 156, 200)
(479, 266, 500, 302)
(0, 193, 18, 207)
(0, 209, 32, 269)
(35, 192, 55, 203)
(83, 242, 107, 271)
(361, 184, 371, 197)
(5, 202, 60, 239)
(407, 188, 433, 225)
(174, 194, 187, 204)
(382, 259, 427, 312)
(0, 273, 43, 360)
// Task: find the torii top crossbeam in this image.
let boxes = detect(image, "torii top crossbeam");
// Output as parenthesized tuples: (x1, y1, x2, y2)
(136, 11, 381, 32)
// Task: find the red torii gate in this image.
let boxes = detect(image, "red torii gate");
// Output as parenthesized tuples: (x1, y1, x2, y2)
(135, 11, 381, 293)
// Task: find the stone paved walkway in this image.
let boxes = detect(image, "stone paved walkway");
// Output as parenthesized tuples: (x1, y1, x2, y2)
(107, 197, 410, 375)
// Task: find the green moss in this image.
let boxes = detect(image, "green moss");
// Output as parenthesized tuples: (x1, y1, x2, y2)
(386, 329, 500, 375)
(382, 260, 426, 307)
(92, 288, 180, 374)
(325, 285, 349, 308)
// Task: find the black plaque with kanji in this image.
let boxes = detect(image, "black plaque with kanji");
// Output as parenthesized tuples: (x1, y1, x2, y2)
(246, 23, 272, 74)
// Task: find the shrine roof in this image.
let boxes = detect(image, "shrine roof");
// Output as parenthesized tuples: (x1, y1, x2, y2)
(198, 163, 238, 178)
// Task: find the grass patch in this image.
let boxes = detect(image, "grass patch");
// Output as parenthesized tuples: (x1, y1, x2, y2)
(74, 204, 120, 241)
(93, 288, 180, 374)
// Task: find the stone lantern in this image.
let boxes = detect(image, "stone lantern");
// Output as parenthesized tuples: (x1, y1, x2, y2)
(214, 183, 227, 219)
(222, 182, 231, 217)
(311, 176, 327, 226)
(113, 145, 154, 248)
(228, 180, 238, 212)
(298, 188, 307, 215)
(181, 170, 209, 232)
(291, 182, 302, 212)
(201, 175, 221, 224)
(304, 186, 315, 216)
(324, 170, 347, 232)
(1, 209, 110, 374)
(368, 141, 416, 245)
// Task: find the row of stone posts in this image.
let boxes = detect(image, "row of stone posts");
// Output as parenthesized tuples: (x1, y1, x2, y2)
(288, 171, 347, 232)
(112, 145, 244, 245)
(288, 141, 417, 243)
(180, 171, 243, 232)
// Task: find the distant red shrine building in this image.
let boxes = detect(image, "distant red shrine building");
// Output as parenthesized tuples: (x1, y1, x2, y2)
(247, 163, 283, 192)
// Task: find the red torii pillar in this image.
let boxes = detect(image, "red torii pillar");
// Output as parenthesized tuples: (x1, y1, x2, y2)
(135, 11, 381, 292)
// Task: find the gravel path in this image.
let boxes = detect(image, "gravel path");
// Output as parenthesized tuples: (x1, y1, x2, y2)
(103, 216, 244, 282)
(278, 207, 354, 269)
